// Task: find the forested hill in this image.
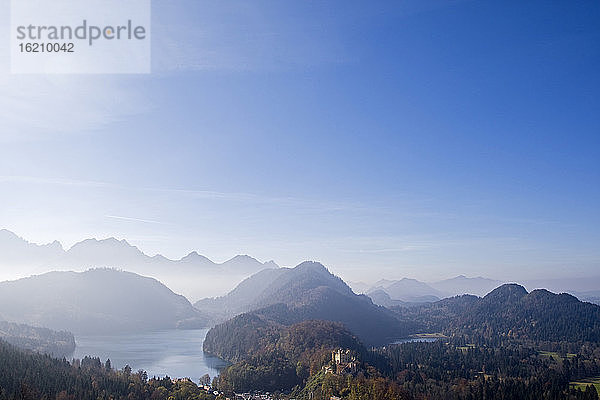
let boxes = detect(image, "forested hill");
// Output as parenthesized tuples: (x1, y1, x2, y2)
(194, 267, 287, 318)
(0, 268, 210, 334)
(200, 261, 409, 347)
(194, 261, 353, 320)
(205, 284, 600, 399)
(205, 319, 366, 393)
(204, 313, 365, 364)
(393, 283, 600, 342)
(0, 320, 75, 357)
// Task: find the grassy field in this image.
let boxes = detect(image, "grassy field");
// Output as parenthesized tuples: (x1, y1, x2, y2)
(458, 344, 476, 352)
(570, 376, 600, 393)
(539, 351, 577, 361)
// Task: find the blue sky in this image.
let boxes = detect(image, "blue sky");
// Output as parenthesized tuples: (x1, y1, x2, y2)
(0, 0, 598, 282)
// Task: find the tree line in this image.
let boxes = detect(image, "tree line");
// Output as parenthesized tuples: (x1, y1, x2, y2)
(0, 339, 216, 400)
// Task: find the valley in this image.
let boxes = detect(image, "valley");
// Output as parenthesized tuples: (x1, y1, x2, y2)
(1, 232, 599, 399)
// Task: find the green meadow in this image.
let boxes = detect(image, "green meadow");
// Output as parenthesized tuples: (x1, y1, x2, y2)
(570, 376, 600, 393)
(539, 351, 577, 361)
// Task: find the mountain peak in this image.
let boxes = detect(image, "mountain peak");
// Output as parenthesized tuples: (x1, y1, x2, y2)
(71, 237, 138, 250)
(44, 240, 64, 251)
(200, 261, 405, 347)
(219, 254, 272, 275)
(0, 229, 65, 253)
(0, 228, 18, 237)
(222, 255, 260, 266)
(102, 237, 131, 246)
(180, 251, 213, 264)
(67, 237, 146, 263)
(229, 254, 257, 262)
(263, 260, 279, 269)
(483, 283, 528, 302)
(373, 279, 394, 288)
(0, 229, 26, 242)
(294, 261, 328, 274)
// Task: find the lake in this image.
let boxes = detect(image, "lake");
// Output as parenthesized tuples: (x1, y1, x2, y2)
(71, 329, 229, 381)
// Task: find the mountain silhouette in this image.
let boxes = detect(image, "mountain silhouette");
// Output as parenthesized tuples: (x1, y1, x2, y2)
(0, 229, 278, 300)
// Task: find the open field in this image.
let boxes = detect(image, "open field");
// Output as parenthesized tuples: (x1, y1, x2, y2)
(539, 351, 577, 361)
(570, 376, 600, 393)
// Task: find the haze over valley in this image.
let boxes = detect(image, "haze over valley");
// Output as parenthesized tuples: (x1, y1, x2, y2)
(1, 230, 599, 346)
(0, 229, 277, 300)
(2, 229, 599, 307)
(1, 0, 598, 398)
(2, 230, 600, 399)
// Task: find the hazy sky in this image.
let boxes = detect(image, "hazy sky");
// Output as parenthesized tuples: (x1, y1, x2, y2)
(0, 0, 598, 282)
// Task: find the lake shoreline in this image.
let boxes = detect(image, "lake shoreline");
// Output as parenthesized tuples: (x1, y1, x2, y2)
(70, 328, 229, 380)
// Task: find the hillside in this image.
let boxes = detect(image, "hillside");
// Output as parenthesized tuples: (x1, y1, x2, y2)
(199, 261, 408, 346)
(393, 284, 600, 342)
(363, 275, 504, 306)
(0, 320, 75, 357)
(205, 319, 365, 393)
(194, 267, 287, 318)
(0, 269, 209, 335)
(368, 278, 443, 303)
(194, 262, 356, 321)
(206, 283, 600, 397)
(366, 289, 430, 308)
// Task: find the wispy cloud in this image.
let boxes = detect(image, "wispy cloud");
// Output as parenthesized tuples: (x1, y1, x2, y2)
(0, 175, 112, 188)
(105, 215, 166, 225)
(0, 174, 366, 212)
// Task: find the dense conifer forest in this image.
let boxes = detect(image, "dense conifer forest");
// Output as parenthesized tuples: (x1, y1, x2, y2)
(207, 285, 600, 399)
(0, 340, 215, 400)
(392, 284, 600, 343)
(214, 331, 600, 400)
(0, 320, 75, 357)
(3, 282, 600, 399)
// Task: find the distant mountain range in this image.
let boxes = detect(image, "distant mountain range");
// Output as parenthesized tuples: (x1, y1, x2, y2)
(0, 229, 278, 300)
(430, 275, 504, 297)
(367, 278, 445, 303)
(352, 275, 503, 307)
(353, 274, 600, 307)
(572, 290, 600, 305)
(393, 283, 600, 342)
(203, 266, 600, 390)
(199, 261, 410, 347)
(365, 289, 425, 308)
(205, 275, 600, 370)
(4, 229, 599, 306)
(0, 268, 209, 335)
